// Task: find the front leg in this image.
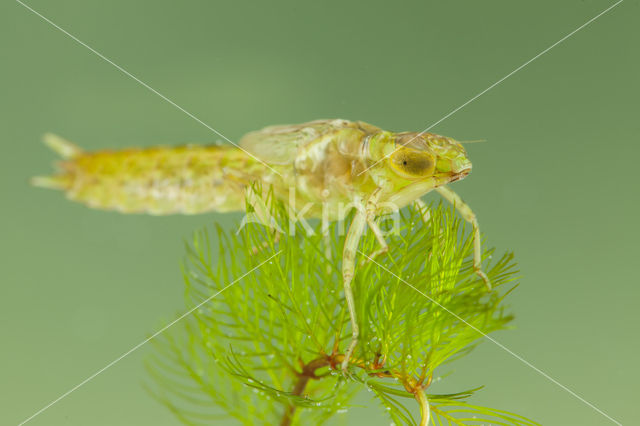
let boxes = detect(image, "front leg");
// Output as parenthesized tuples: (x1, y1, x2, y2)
(435, 186, 492, 290)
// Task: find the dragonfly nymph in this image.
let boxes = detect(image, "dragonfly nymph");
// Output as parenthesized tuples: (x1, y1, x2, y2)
(33, 118, 491, 372)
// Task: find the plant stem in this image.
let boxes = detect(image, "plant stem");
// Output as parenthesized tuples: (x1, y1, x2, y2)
(279, 354, 431, 425)
(279, 357, 329, 426)
(415, 385, 430, 426)
(279, 374, 311, 426)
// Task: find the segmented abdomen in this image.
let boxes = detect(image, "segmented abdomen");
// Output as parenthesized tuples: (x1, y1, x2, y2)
(42, 145, 267, 215)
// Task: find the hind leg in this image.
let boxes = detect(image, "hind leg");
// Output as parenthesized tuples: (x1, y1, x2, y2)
(238, 186, 282, 253)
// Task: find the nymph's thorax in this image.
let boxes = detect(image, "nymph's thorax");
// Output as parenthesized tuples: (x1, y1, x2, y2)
(279, 126, 377, 220)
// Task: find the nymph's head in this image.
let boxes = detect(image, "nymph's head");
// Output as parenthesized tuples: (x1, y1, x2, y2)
(365, 130, 471, 186)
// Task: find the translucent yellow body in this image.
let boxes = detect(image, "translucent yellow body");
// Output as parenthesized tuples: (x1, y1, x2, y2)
(34, 119, 471, 219)
(34, 119, 490, 373)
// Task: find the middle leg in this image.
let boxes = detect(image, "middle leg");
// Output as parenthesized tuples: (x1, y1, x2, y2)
(364, 191, 389, 260)
(414, 198, 431, 222)
(341, 207, 367, 373)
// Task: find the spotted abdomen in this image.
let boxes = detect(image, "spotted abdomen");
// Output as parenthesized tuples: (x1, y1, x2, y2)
(32, 134, 269, 215)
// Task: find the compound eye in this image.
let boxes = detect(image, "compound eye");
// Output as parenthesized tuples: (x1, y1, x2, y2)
(389, 149, 435, 179)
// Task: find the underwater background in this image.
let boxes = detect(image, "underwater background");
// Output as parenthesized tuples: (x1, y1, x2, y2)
(1, 0, 637, 425)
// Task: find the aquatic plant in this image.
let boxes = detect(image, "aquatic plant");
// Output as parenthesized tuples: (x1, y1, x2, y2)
(146, 194, 537, 425)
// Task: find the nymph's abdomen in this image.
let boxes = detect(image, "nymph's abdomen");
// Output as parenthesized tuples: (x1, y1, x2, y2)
(34, 138, 271, 215)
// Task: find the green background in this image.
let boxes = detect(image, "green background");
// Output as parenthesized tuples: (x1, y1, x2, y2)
(1, 0, 637, 425)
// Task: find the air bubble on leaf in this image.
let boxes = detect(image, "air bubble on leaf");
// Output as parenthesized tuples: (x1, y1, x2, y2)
(337, 408, 348, 414)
